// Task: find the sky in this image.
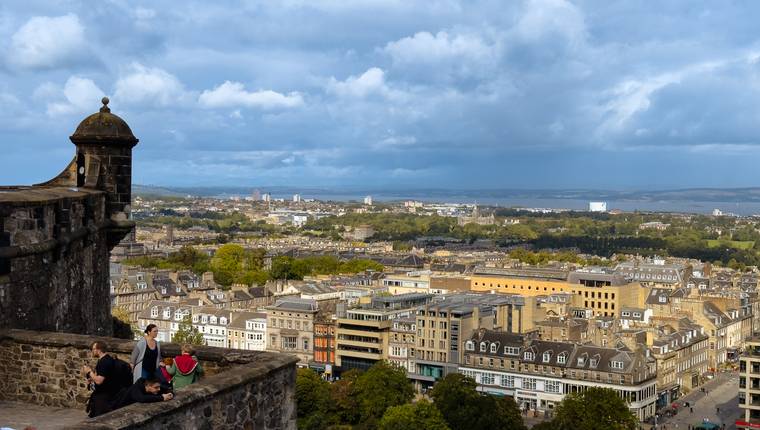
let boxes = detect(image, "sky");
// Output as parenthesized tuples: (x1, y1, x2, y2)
(2, 1, 760, 190)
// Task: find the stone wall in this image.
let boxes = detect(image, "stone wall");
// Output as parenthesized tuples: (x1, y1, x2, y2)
(0, 329, 298, 430)
(0, 188, 115, 336)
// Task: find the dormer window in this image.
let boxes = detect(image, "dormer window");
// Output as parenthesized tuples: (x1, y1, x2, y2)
(633, 312, 641, 317)
(611, 361, 624, 369)
(577, 357, 585, 366)
(621, 311, 630, 317)
(557, 353, 567, 364)
(505, 346, 519, 355)
(201, 316, 208, 324)
(490, 344, 497, 353)
(658, 296, 666, 303)
(210, 316, 217, 324)
(151, 307, 158, 317)
(220, 317, 227, 325)
(543, 352, 551, 363)
(589, 358, 598, 368)
(480, 342, 487, 352)
(524, 351, 534, 361)
(465, 341, 474, 351)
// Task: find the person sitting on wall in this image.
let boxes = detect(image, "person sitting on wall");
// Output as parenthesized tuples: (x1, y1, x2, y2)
(82, 341, 119, 417)
(112, 378, 173, 409)
(166, 344, 204, 390)
(130, 324, 161, 382)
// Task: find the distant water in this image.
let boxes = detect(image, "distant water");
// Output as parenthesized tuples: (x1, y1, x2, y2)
(218, 192, 760, 216)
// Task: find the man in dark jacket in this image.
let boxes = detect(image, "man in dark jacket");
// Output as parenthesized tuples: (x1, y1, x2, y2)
(82, 341, 120, 417)
(112, 378, 173, 409)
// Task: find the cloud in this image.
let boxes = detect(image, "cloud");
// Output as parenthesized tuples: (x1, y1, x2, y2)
(514, 0, 586, 46)
(198, 81, 304, 109)
(113, 63, 187, 106)
(327, 68, 391, 98)
(8, 14, 89, 69)
(45, 76, 104, 117)
(384, 30, 497, 66)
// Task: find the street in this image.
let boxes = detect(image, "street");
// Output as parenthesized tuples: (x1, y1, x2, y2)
(652, 371, 741, 430)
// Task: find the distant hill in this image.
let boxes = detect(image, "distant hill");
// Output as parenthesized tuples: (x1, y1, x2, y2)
(131, 185, 760, 203)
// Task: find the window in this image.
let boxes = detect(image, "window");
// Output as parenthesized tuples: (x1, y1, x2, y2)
(501, 375, 515, 388)
(303, 339, 309, 351)
(577, 357, 585, 366)
(524, 351, 534, 361)
(590, 358, 598, 368)
(480, 342, 487, 352)
(505, 346, 519, 355)
(281, 336, 297, 350)
(543, 352, 551, 363)
(557, 353, 567, 364)
(611, 361, 624, 369)
(466, 341, 474, 351)
(481, 373, 494, 385)
(545, 380, 561, 393)
(621, 311, 630, 317)
(523, 378, 537, 390)
(490, 344, 497, 353)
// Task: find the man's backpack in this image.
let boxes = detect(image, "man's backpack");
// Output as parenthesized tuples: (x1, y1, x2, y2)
(112, 356, 134, 390)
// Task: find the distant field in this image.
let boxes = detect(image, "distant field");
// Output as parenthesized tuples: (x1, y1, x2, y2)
(706, 239, 755, 250)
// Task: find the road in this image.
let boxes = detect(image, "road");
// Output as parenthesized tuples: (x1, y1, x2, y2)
(653, 371, 741, 430)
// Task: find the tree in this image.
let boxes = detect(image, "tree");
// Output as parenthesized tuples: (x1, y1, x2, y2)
(112, 306, 140, 339)
(171, 315, 205, 346)
(430, 373, 525, 430)
(351, 361, 415, 429)
(378, 400, 450, 430)
(550, 387, 638, 430)
(331, 369, 361, 425)
(296, 368, 332, 430)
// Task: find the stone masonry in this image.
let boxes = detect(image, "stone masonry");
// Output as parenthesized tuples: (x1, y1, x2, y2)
(0, 329, 298, 429)
(0, 98, 138, 336)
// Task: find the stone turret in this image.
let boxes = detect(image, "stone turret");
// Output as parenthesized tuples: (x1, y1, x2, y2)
(0, 99, 139, 336)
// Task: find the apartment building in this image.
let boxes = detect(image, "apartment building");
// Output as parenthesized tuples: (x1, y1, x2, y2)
(383, 272, 432, 295)
(227, 311, 267, 351)
(738, 338, 760, 429)
(388, 317, 416, 373)
(650, 322, 709, 407)
(412, 293, 540, 388)
(265, 298, 318, 365)
(335, 293, 432, 372)
(470, 267, 640, 317)
(460, 329, 657, 421)
(192, 307, 232, 348)
(137, 300, 193, 342)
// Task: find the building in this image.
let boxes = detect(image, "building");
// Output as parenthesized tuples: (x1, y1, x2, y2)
(383, 272, 431, 295)
(589, 201, 607, 212)
(460, 329, 657, 421)
(412, 293, 540, 388)
(313, 317, 336, 374)
(364, 195, 373, 205)
(192, 307, 232, 348)
(334, 293, 432, 372)
(457, 205, 496, 226)
(227, 311, 267, 351)
(265, 298, 318, 365)
(388, 317, 416, 373)
(137, 300, 193, 342)
(650, 322, 709, 407)
(471, 267, 641, 317)
(738, 338, 760, 429)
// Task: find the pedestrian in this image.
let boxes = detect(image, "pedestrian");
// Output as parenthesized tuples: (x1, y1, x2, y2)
(111, 378, 173, 409)
(130, 324, 161, 383)
(166, 344, 204, 390)
(82, 341, 119, 417)
(690, 407, 693, 413)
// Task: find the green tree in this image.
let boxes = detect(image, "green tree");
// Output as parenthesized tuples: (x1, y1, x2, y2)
(352, 361, 415, 429)
(296, 368, 332, 430)
(550, 387, 638, 430)
(378, 400, 450, 430)
(430, 373, 525, 430)
(330, 369, 361, 425)
(171, 315, 205, 346)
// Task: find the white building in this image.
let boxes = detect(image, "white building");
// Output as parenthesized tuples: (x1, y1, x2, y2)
(293, 194, 301, 203)
(364, 195, 373, 205)
(192, 307, 231, 348)
(589, 201, 607, 212)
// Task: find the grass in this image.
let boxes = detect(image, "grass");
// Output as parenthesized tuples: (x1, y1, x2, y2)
(706, 239, 755, 250)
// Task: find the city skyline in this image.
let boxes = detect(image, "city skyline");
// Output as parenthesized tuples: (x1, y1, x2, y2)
(2, 1, 760, 189)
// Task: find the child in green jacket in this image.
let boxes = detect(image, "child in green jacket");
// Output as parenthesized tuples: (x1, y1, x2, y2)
(165, 344, 204, 390)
